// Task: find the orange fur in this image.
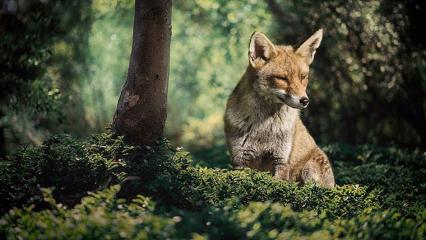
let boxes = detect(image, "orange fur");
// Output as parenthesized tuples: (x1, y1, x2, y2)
(224, 30, 335, 188)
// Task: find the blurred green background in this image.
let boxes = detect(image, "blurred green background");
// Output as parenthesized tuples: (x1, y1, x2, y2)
(1, 0, 425, 156)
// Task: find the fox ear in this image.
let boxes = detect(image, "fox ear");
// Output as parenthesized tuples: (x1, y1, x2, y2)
(296, 29, 323, 65)
(248, 32, 276, 68)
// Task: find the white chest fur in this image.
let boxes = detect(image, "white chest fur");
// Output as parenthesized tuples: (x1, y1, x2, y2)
(226, 93, 298, 164)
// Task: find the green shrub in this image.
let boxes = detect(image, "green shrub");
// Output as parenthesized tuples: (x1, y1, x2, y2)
(0, 186, 175, 240)
(0, 133, 129, 213)
(120, 141, 424, 218)
(326, 144, 426, 212)
(0, 133, 425, 238)
(1, 186, 424, 239)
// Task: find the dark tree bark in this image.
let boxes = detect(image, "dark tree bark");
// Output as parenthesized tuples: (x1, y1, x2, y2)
(112, 0, 172, 146)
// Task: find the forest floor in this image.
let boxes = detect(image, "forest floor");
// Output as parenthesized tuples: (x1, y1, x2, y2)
(0, 132, 425, 239)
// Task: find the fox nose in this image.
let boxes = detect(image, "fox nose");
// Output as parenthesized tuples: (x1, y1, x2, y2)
(300, 97, 309, 107)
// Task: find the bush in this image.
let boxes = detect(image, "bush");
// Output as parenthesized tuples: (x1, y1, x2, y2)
(121, 141, 424, 218)
(0, 133, 129, 213)
(1, 186, 424, 239)
(0, 133, 425, 238)
(0, 186, 175, 239)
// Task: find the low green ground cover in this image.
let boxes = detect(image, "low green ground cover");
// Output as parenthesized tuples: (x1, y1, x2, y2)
(0, 132, 425, 239)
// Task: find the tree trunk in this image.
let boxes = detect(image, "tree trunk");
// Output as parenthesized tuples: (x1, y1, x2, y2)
(112, 0, 172, 146)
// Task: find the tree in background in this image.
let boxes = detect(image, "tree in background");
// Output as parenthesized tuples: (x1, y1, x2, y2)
(1, 0, 424, 153)
(113, 0, 172, 146)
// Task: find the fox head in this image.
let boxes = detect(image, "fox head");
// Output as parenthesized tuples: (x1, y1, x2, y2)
(248, 29, 323, 109)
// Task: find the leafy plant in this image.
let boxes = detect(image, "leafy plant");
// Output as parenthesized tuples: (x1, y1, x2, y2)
(0, 133, 424, 238)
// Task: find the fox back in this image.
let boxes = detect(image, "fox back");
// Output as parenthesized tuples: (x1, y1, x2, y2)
(224, 30, 335, 188)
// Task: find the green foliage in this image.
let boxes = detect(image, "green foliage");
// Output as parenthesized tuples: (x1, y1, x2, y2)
(0, 0, 93, 153)
(326, 144, 426, 211)
(1, 185, 424, 239)
(1, 1, 424, 238)
(0, 186, 175, 239)
(0, 133, 425, 238)
(121, 142, 426, 219)
(191, 143, 426, 214)
(0, 132, 128, 212)
(281, 0, 426, 148)
(2, 0, 424, 155)
(167, 0, 273, 147)
(168, 0, 426, 150)
(81, 1, 133, 132)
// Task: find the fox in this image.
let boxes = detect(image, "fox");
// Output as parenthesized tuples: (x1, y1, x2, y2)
(224, 29, 335, 188)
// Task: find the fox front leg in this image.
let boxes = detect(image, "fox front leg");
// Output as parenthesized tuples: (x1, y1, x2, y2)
(230, 149, 255, 169)
(273, 159, 291, 181)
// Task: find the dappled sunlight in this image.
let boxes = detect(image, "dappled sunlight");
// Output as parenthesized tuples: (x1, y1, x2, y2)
(0, 0, 425, 238)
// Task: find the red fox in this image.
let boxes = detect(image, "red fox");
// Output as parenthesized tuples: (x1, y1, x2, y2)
(224, 29, 335, 188)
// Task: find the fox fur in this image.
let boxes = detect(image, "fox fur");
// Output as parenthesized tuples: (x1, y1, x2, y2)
(224, 29, 335, 188)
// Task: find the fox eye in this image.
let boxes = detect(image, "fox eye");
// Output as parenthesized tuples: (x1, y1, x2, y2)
(301, 74, 308, 79)
(276, 76, 288, 82)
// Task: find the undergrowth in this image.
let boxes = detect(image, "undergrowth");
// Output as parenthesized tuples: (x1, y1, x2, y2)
(0, 132, 425, 239)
